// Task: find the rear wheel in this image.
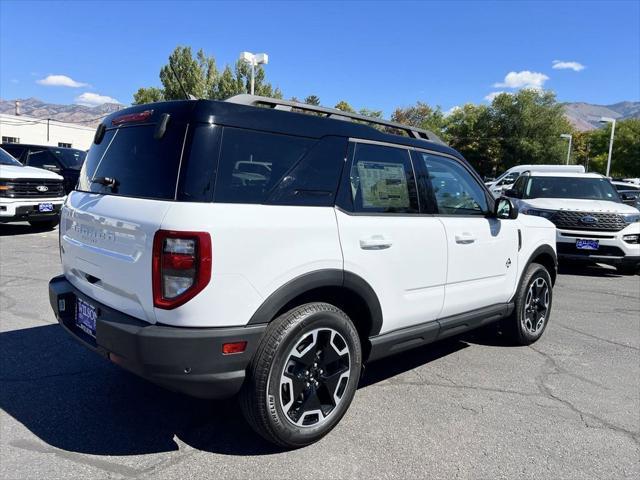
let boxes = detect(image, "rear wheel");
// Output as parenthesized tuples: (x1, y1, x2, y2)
(29, 219, 59, 230)
(240, 302, 362, 448)
(503, 262, 553, 345)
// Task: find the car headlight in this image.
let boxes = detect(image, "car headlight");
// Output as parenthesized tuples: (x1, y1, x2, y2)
(522, 208, 556, 219)
(621, 213, 640, 223)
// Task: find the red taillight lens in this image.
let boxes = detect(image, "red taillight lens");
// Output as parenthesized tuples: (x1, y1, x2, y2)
(152, 230, 212, 309)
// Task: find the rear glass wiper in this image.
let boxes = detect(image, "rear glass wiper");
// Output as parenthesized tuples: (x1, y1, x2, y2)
(91, 176, 119, 189)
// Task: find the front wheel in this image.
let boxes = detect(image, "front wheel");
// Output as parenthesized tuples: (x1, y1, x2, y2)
(29, 218, 59, 230)
(616, 263, 639, 275)
(240, 302, 362, 448)
(503, 262, 553, 345)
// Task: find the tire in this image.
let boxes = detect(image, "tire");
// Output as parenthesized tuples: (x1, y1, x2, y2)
(240, 302, 362, 448)
(503, 262, 553, 346)
(29, 219, 59, 230)
(616, 264, 639, 275)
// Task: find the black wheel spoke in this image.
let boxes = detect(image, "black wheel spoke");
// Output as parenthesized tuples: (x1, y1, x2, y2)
(279, 327, 351, 427)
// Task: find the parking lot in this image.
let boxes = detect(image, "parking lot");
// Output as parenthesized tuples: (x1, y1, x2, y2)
(0, 223, 638, 480)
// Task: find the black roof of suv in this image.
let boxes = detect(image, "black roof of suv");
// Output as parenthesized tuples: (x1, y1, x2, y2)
(99, 96, 461, 159)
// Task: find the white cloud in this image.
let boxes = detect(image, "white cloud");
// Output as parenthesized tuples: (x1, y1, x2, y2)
(444, 105, 461, 117)
(484, 91, 509, 102)
(75, 92, 120, 106)
(552, 60, 585, 72)
(37, 74, 89, 87)
(494, 70, 549, 89)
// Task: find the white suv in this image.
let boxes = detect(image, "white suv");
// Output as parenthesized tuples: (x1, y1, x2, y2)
(506, 172, 640, 274)
(49, 96, 557, 447)
(0, 147, 65, 229)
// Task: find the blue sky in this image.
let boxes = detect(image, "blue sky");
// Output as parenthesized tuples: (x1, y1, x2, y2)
(1, 0, 638, 115)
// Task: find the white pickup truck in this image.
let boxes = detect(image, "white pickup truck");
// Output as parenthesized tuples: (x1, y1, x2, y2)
(0, 147, 65, 229)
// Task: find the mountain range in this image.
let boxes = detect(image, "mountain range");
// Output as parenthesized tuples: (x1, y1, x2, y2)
(1, 97, 638, 131)
(0, 98, 123, 127)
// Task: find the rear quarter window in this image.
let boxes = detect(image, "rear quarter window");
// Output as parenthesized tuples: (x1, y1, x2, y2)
(213, 127, 314, 204)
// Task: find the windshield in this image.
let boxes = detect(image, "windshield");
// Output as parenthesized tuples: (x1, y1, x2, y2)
(524, 176, 621, 202)
(0, 148, 22, 166)
(50, 148, 86, 169)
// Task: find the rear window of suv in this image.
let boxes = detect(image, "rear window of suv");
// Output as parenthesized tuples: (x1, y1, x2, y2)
(77, 123, 187, 200)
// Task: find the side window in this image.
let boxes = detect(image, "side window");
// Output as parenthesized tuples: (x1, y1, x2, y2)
(349, 143, 418, 213)
(214, 127, 313, 204)
(511, 175, 528, 197)
(416, 152, 489, 215)
(27, 149, 62, 170)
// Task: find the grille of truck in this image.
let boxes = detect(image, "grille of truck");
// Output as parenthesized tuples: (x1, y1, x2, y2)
(0, 179, 65, 198)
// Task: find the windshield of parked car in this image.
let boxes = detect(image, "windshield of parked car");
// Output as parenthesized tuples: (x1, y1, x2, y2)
(0, 148, 22, 166)
(523, 176, 621, 202)
(50, 148, 86, 169)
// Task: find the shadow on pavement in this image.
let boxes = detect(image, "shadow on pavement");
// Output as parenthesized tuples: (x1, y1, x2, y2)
(0, 324, 469, 457)
(0, 223, 56, 237)
(558, 262, 622, 278)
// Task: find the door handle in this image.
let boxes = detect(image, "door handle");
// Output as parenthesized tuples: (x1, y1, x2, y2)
(359, 235, 392, 250)
(455, 233, 476, 244)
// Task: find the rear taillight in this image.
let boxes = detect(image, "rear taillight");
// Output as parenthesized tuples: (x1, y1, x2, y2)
(152, 230, 212, 309)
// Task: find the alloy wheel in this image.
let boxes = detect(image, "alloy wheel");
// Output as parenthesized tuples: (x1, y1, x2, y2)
(278, 328, 351, 427)
(522, 277, 550, 335)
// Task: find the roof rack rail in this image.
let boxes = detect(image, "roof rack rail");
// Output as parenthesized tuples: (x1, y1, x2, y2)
(225, 94, 446, 145)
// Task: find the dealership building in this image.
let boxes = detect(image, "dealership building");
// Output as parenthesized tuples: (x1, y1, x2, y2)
(0, 113, 95, 151)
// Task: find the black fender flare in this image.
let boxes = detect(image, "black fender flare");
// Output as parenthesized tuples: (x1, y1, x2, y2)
(511, 244, 558, 303)
(247, 269, 384, 336)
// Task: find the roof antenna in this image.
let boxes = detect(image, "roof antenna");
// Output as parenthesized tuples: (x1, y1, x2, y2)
(169, 63, 197, 100)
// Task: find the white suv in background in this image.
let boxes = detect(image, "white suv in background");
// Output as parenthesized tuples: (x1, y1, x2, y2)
(486, 164, 585, 197)
(49, 96, 558, 447)
(0, 147, 65, 229)
(506, 172, 640, 274)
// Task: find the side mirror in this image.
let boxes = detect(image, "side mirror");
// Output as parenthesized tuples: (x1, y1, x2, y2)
(504, 188, 517, 198)
(495, 196, 518, 219)
(621, 193, 634, 201)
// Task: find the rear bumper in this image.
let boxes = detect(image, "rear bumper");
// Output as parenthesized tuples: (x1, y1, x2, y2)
(49, 275, 266, 399)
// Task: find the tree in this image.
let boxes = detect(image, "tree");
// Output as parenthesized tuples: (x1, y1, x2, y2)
(391, 102, 446, 136)
(334, 100, 355, 113)
(159, 46, 218, 100)
(489, 89, 572, 173)
(304, 95, 321, 106)
(132, 87, 164, 105)
(133, 46, 281, 103)
(358, 108, 383, 119)
(587, 119, 640, 177)
(446, 104, 498, 176)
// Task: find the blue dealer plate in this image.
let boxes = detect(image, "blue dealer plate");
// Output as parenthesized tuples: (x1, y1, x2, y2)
(38, 203, 54, 212)
(75, 298, 97, 338)
(576, 239, 599, 251)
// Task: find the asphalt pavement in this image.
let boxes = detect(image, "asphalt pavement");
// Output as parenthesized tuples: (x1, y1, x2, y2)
(1, 223, 638, 480)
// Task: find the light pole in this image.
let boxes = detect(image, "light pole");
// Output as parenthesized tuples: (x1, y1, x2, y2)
(560, 133, 572, 165)
(599, 116, 616, 177)
(239, 51, 269, 95)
